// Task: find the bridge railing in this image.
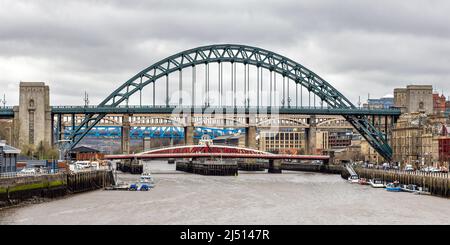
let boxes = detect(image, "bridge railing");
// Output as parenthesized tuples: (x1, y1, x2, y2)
(70, 166, 111, 172)
(0, 166, 112, 179)
(354, 167, 449, 179)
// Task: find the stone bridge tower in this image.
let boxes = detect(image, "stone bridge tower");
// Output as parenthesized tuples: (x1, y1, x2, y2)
(13, 82, 52, 150)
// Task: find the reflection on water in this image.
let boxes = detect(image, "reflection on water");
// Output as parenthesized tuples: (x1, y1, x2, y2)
(0, 161, 449, 225)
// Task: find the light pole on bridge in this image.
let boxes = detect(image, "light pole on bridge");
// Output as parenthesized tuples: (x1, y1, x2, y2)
(0, 94, 6, 108)
(56, 139, 71, 161)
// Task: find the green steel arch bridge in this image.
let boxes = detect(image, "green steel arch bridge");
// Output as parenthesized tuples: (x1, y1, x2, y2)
(0, 44, 401, 160)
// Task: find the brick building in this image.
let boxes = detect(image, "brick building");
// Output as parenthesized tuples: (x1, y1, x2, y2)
(438, 138, 450, 163)
(433, 93, 446, 114)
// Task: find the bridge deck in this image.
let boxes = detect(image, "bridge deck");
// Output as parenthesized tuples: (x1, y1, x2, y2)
(105, 153, 330, 160)
(52, 105, 401, 116)
(0, 105, 401, 119)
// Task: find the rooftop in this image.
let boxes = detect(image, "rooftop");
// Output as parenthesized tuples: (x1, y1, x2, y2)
(0, 140, 21, 154)
(19, 82, 47, 87)
(70, 145, 100, 153)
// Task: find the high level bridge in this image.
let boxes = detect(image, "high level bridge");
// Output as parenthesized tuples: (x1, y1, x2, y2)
(0, 44, 401, 160)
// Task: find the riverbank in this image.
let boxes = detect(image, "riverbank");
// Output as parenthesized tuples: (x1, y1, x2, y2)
(0, 170, 115, 209)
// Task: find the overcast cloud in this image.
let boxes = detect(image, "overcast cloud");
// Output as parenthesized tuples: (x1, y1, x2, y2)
(1, 0, 449, 106)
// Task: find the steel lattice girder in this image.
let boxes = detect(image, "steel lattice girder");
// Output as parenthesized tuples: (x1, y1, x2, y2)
(63, 126, 241, 139)
(67, 44, 393, 160)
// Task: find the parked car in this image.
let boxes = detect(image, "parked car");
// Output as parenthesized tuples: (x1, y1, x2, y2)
(404, 164, 415, 172)
(421, 166, 443, 173)
(19, 168, 37, 175)
(74, 161, 91, 169)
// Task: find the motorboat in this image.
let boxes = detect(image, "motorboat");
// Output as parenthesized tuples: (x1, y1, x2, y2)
(358, 178, 369, 185)
(369, 178, 385, 188)
(347, 174, 360, 183)
(401, 184, 419, 193)
(128, 182, 152, 191)
(140, 172, 154, 184)
(385, 181, 402, 192)
(137, 172, 155, 190)
(414, 187, 431, 195)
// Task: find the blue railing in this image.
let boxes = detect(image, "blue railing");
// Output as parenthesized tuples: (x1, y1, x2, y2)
(61, 126, 243, 139)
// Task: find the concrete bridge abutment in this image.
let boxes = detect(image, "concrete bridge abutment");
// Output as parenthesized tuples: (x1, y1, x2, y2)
(268, 159, 282, 173)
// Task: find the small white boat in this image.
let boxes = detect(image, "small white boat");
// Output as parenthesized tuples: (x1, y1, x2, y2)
(369, 178, 385, 188)
(414, 187, 431, 195)
(347, 174, 360, 183)
(136, 172, 155, 191)
(401, 184, 419, 193)
(140, 172, 154, 184)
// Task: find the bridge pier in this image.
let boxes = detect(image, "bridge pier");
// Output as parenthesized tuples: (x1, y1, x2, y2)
(245, 115, 257, 149)
(121, 114, 130, 154)
(268, 159, 282, 173)
(305, 115, 317, 155)
(245, 126, 257, 149)
(184, 125, 194, 145)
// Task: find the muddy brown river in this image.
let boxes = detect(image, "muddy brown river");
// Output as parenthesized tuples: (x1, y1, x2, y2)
(0, 161, 449, 224)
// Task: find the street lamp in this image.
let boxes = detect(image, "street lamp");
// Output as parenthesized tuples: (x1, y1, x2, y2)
(0, 94, 6, 108)
(56, 140, 71, 160)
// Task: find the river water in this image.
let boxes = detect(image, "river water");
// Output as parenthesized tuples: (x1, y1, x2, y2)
(0, 161, 449, 225)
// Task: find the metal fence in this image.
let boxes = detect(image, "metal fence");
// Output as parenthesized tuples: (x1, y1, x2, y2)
(0, 169, 64, 179)
(355, 167, 449, 179)
(0, 166, 111, 179)
(70, 166, 111, 173)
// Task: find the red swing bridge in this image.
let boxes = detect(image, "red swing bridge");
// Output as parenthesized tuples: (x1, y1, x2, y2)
(104, 144, 330, 162)
(104, 144, 330, 174)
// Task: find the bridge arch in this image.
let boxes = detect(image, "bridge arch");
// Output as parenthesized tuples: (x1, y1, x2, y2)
(257, 117, 309, 128)
(67, 44, 392, 160)
(316, 117, 351, 128)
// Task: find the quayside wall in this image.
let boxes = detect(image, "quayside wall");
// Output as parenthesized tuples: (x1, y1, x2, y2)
(0, 170, 115, 208)
(354, 168, 450, 198)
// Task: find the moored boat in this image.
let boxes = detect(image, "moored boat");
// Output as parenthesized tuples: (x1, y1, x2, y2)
(385, 181, 402, 192)
(138, 172, 155, 190)
(401, 184, 419, 193)
(369, 178, 385, 188)
(414, 187, 431, 195)
(347, 174, 360, 183)
(358, 178, 369, 185)
(140, 172, 154, 184)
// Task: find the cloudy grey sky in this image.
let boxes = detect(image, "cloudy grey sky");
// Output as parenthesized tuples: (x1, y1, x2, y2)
(1, 0, 449, 106)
